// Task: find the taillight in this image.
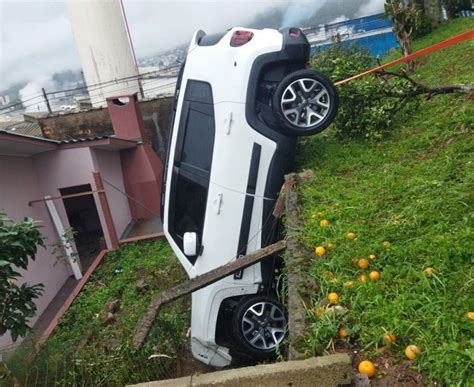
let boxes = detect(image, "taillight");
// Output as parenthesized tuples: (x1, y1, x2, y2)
(230, 30, 254, 47)
(289, 28, 301, 38)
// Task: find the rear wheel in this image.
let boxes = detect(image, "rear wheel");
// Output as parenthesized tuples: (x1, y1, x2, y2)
(272, 69, 339, 136)
(232, 295, 287, 359)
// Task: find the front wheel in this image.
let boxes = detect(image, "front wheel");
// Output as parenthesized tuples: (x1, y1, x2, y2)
(232, 295, 287, 359)
(272, 69, 339, 136)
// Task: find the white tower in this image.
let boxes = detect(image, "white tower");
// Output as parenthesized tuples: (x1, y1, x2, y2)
(67, 0, 141, 108)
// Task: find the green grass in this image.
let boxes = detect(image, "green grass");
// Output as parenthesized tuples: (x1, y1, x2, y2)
(297, 19, 474, 385)
(8, 240, 188, 386)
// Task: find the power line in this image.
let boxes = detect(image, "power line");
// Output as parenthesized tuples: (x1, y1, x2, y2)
(0, 63, 181, 113)
(5, 80, 176, 115)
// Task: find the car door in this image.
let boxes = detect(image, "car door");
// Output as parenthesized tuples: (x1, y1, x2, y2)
(167, 80, 215, 271)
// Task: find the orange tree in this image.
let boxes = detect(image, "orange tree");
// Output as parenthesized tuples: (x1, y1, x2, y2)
(0, 212, 44, 342)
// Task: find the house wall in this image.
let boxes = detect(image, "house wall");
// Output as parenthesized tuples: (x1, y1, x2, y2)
(0, 155, 72, 349)
(92, 149, 132, 238)
(33, 147, 129, 250)
(34, 148, 97, 245)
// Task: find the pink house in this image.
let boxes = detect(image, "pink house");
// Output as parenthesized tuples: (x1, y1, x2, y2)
(0, 94, 164, 349)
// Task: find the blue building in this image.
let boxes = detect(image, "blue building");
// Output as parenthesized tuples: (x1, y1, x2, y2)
(304, 13, 399, 57)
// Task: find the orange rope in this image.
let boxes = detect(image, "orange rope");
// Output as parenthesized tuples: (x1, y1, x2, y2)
(334, 29, 474, 86)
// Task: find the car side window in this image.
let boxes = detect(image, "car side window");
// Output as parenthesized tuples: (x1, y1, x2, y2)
(168, 80, 215, 264)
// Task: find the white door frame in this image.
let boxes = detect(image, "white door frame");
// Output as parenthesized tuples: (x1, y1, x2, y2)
(44, 195, 83, 280)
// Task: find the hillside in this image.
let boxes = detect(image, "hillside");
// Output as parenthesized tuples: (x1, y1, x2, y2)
(296, 18, 473, 384)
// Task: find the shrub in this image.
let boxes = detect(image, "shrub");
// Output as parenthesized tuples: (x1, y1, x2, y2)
(310, 43, 414, 140)
(0, 213, 44, 342)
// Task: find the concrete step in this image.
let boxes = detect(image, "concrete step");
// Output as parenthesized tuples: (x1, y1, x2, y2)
(130, 353, 353, 387)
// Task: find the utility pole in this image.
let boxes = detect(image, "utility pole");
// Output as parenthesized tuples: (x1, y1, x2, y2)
(42, 88, 52, 114)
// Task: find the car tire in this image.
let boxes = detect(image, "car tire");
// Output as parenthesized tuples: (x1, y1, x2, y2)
(232, 295, 287, 359)
(272, 69, 339, 136)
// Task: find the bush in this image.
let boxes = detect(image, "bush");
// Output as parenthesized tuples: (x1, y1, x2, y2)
(310, 43, 413, 140)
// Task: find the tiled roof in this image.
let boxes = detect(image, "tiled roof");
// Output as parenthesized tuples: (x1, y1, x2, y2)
(59, 135, 111, 144)
(4, 121, 43, 138)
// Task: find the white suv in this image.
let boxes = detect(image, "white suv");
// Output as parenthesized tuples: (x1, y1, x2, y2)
(162, 26, 338, 367)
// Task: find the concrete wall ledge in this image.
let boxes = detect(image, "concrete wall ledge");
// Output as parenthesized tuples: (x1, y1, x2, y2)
(129, 353, 353, 387)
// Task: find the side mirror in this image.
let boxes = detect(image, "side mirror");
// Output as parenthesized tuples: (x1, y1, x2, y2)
(183, 232, 197, 256)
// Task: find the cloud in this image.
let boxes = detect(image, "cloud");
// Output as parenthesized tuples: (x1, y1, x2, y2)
(355, 0, 385, 17)
(0, 0, 382, 90)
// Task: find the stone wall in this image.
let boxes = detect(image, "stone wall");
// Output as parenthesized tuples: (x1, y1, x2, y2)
(38, 97, 174, 162)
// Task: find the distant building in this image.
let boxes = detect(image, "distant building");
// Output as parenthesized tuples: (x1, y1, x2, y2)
(0, 95, 10, 106)
(305, 13, 398, 57)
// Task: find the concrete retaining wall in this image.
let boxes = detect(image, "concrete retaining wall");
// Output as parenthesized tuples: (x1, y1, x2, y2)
(130, 354, 353, 387)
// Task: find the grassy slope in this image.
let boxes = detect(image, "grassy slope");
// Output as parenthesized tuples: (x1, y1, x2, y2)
(9, 240, 188, 385)
(297, 19, 473, 384)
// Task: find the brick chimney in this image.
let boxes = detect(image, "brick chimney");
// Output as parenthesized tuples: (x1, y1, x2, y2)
(106, 93, 145, 140)
(106, 93, 164, 220)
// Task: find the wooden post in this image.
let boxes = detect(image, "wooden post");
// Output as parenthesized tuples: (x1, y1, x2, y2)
(133, 240, 287, 349)
(92, 171, 119, 249)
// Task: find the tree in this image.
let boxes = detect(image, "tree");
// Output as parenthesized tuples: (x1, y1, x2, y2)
(385, 0, 425, 71)
(0, 213, 44, 342)
(422, 0, 443, 26)
(442, 0, 472, 18)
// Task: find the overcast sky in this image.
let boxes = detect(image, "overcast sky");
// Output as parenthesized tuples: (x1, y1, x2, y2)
(0, 0, 384, 91)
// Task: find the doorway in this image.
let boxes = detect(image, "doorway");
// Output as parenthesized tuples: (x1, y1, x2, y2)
(60, 184, 104, 271)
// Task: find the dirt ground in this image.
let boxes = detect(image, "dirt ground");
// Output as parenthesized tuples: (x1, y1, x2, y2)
(352, 349, 426, 386)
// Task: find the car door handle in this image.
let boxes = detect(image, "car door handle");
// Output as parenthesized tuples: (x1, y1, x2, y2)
(224, 111, 233, 134)
(214, 192, 223, 214)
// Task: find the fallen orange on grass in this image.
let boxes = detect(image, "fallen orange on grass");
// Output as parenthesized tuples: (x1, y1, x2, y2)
(358, 274, 368, 282)
(338, 326, 348, 338)
(369, 271, 381, 282)
(357, 258, 369, 269)
(358, 360, 376, 378)
(327, 292, 339, 304)
(315, 246, 326, 257)
(313, 307, 325, 318)
(346, 232, 357, 240)
(467, 312, 474, 320)
(383, 333, 396, 344)
(383, 240, 391, 249)
(405, 345, 421, 360)
(368, 254, 376, 260)
(423, 267, 435, 276)
(344, 280, 354, 287)
(320, 219, 330, 228)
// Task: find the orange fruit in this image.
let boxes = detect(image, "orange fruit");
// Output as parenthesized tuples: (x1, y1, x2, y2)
(368, 254, 376, 260)
(358, 360, 376, 378)
(382, 240, 391, 249)
(320, 219, 330, 227)
(358, 274, 368, 282)
(315, 246, 326, 257)
(338, 326, 348, 338)
(369, 271, 381, 282)
(346, 232, 356, 240)
(405, 345, 421, 360)
(344, 280, 354, 287)
(357, 259, 369, 269)
(423, 267, 435, 276)
(383, 333, 396, 344)
(327, 292, 339, 304)
(313, 307, 325, 318)
(467, 312, 474, 320)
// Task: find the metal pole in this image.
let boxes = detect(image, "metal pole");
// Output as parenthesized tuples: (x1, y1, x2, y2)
(42, 87, 52, 114)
